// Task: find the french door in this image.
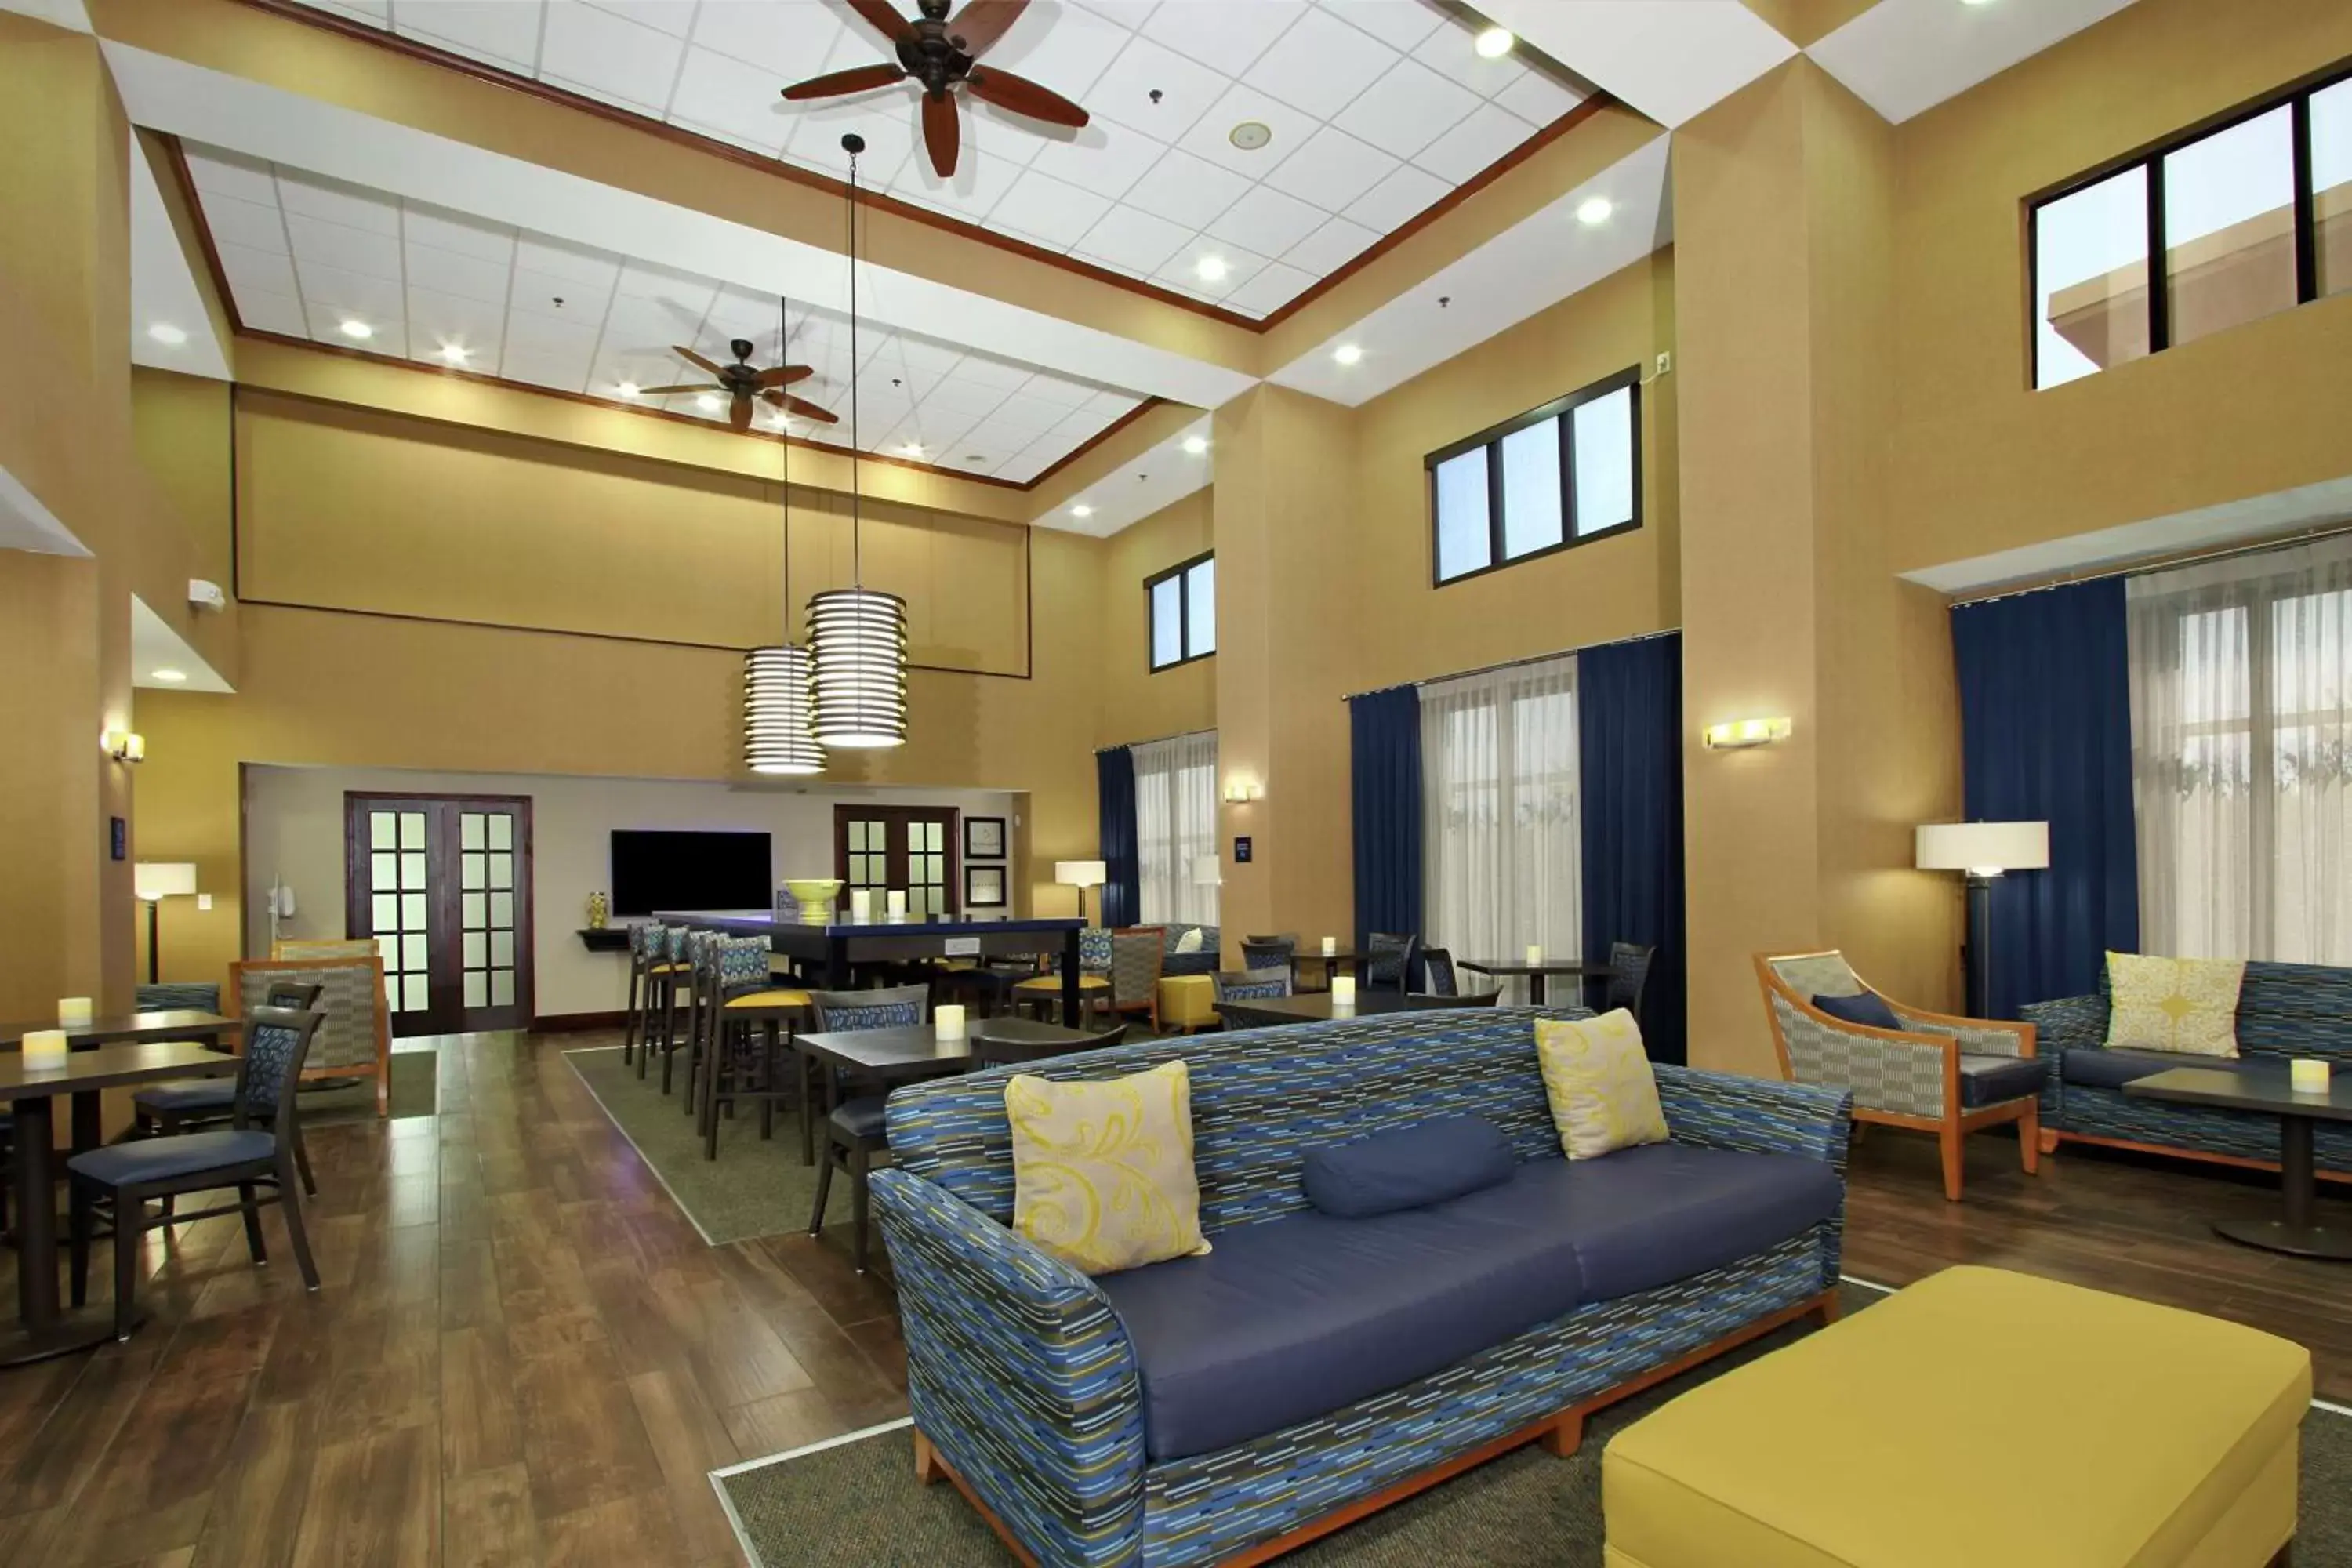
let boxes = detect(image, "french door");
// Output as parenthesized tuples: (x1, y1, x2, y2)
(344, 793, 535, 1036)
(833, 806, 960, 919)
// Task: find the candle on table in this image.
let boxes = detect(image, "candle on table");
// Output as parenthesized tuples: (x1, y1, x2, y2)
(1330, 975, 1356, 1007)
(887, 889, 908, 922)
(23, 1029, 68, 1071)
(935, 1003, 966, 1043)
(2292, 1058, 2332, 1093)
(1321, 937, 1336, 956)
(1525, 944, 1544, 967)
(850, 889, 873, 924)
(57, 996, 92, 1025)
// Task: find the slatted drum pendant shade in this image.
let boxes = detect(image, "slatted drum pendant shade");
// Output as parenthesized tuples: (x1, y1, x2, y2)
(743, 644, 824, 774)
(806, 586, 908, 748)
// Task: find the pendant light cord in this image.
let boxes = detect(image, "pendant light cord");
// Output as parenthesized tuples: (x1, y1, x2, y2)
(847, 146, 862, 587)
(779, 293, 792, 628)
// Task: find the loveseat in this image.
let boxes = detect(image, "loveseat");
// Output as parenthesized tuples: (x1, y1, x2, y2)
(2022, 960, 2352, 1176)
(871, 1007, 1853, 1568)
(1156, 924, 1219, 976)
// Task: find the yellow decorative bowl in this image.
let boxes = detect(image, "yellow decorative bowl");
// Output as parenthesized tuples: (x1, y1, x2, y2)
(782, 878, 844, 925)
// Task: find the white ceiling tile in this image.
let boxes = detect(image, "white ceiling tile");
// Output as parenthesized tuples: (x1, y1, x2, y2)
(1341, 160, 1449, 230)
(1001, 432, 1069, 480)
(1141, 0, 1305, 79)
(1083, 387, 1135, 416)
(1414, 19, 1530, 99)
(503, 349, 597, 390)
(989, 169, 1113, 248)
(404, 238, 511, 303)
(613, 259, 715, 306)
(217, 242, 301, 299)
(1240, 5, 1398, 122)
(1411, 101, 1537, 183)
(602, 301, 704, 355)
(1152, 235, 1269, 302)
(1281, 212, 1377, 275)
(581, 0, 696, 37)
(304, 301, 405, 344)
(276, 172, 401, 236)
(1316, 0, 1442, 54)
(784, 97, 915, 183)
(1087, 35, 1230, 143)
(1221, 259, 1313, 315)
(1260, 123, 1396, 212)
(890, 139, 1028, 221)
(1121, 145, 1249, 230)
(510, 268, 612, 321)
(236, 288, 310, 337)
(1072, 202, 1192, 274)
(977, 0, 1131, 104)
(403, 204, 516, 263)
(953, 354, 1039, 391)
(396, 0, 545, 69)
(1022, 373, 1106, 408)
(201, 193, 292, 254)
(669, 44, 798, 154)
(287, 212, 404, 281)
(184, 149, 278, 205)
(504, 311, 604, 354)
(1494, 66, 1585, 127)
(691, 0, 848, 77)
(1022, 118, 1167, 201)
(293, 260, 406, 318)
(1331, 56, 1479, 160)
(920, 378, 1013, 419)
(514, 236, 622, 289)
(1174, 82, 1313, 179)
(1203, 183, 1325, 258)
(405, 283, 506, 336)
(540, 0, 688, 113)
(1072, 0, 1158, 31)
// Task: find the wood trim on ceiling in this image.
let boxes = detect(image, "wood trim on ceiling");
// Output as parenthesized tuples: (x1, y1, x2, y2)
(223, 0, 1616, 339)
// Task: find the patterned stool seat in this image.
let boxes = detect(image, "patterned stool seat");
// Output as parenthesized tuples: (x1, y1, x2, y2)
(71, 1129, 275, 1186)
(725, 989, 811, 1010)
(132, 1079, 240, 1114)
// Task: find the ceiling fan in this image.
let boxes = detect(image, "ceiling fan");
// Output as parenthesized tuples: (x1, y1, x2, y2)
(779, 0, 1089, 180)
(636, 341, 840, 433)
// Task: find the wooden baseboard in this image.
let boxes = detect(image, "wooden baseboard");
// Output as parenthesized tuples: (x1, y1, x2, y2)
(530, 1009, 625, 1033)
(920, 1287, 1840, 1567)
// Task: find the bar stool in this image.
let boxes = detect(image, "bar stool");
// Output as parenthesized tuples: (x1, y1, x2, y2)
(696, 936, 812, 1160)
(640, 924, 697, 1091)
(622, 922, 660, 1067)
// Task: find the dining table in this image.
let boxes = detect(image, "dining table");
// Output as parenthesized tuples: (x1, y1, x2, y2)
(1454, 959, 1617, 1007)
(2, 1040, 242, 1365)
(788, 1015, 1098, 1163)
(1213, 991, 1504, 1029)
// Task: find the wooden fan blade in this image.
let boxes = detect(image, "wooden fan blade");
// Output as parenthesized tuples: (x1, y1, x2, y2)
(845, 0, 916, 44)
(922, 89, 960, 178)
(947, 0, 1029, 58)
(964, 67, 1087, 129)
(728, 396, 753, 433)
(780, 62, 907, 101)
(671, 345, 724, 376)
(767, 390, 840, 424)
(757, 364, 815, 387)
(633, 383, 709, 396)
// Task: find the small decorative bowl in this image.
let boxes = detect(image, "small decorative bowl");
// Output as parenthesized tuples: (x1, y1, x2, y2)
(782, 878, 844, 925)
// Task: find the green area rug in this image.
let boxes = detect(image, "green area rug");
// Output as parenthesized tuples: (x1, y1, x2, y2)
(565, 1045, 824, 1245)
(713, 1281, 2352, 1566)
(299, 1048, 436, 1122)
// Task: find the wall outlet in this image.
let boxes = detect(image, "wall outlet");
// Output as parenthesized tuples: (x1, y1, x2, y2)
(1655, 351, 1672, 376)
(197, 893, 213, 911)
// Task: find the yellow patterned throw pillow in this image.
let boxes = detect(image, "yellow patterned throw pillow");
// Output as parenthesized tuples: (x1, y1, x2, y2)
(1006, 1060, 1210, 1276)
(2104, 952, 2244, 1058)
(1534, 1011, 1670, 1160)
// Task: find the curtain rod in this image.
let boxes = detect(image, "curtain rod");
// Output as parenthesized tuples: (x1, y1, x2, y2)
(1951, 518, 2352, 608)
(1339, 626, 1681, 703)
(1095, 726, 1215, 756)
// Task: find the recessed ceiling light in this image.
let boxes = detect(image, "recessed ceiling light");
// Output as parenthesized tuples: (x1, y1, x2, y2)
(696, 393, 724, 412)
(1072, 504, 1094, 518)
(1195, 255, 1229, 283)
(1576, 196, 1614, 226)
(1960, 0, 1994, 6)
(1229, 121, 1272, 151)
(439, 343, 469, 364)
(616, 381, 641, 399)
(150, 668, 187, 684)
(1182, 436, 1209, 456)
(1333, 343, 1363, 366)
(146, 323, 187, 346)
(964, 453, 987, 463)
(339, 319, 372, 339)
(1474, 27, 1514, 59)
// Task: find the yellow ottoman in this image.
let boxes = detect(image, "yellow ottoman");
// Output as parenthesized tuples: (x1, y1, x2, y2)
(1157, 973, 1218, 1033)
(1605, 1265, 2310, 1568)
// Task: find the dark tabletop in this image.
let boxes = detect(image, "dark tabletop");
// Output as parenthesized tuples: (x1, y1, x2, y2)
(1456, 960, 1616, 978)
(796, 1017, 1095, 1076)
(0, 1011, 237, 1051)
(657, 911, 1083, 936)
(0, 1040, 239, 1098)
(2125, 1062, 2352, 1122)
(1214, 992, 1502, 1025)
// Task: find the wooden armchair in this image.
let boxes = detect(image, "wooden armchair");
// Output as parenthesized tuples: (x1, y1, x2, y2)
(1755, 950, 2044, 1201)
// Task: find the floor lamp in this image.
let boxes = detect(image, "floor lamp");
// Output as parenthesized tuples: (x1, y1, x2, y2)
(1055, 860, 1107, 927)
(134, 862, 198, 985)
(1915, 822, 2049, 1018)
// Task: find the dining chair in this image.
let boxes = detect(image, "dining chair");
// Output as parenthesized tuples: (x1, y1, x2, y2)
(697, 936, 811, 1160)
(1212, 967, 1294, 1008)
(1008, 927, 1116, 1019)
(1606, 942, 1658, 1026)
(1240, 937, 1296, 974)
(622, 921, 661, 1067)
(1102, 927, 1166, 1033)
(68, 1005, 326, 1341)
(1420, 947, 1460, 998)
(1364, 932, 1421, 993)
(135, 981, 325, 1221)
(805, 983, 931, 1273)
(969, 1023, 1127, 1071)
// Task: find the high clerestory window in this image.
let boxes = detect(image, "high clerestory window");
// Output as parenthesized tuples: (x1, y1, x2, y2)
(1147, 552, 1214, 671)
(1428, 367, 1641, 586)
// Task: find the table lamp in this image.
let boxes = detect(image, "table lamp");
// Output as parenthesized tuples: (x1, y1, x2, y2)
(1915, 822, 2049, 1018)
(1056, 860, 1108, 926)
(134, 861, 198, 985)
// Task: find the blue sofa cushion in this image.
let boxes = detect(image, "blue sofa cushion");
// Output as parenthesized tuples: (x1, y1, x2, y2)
(1811, 990, 1902, 1030)
(1096, 1143, 1840, 1461)
(2063, 1047, 2254, 1092)
(1303, 1115, 1516, 1218)
(70, 1129, 274, 1187)
(1957, 1053, 2049, 1108)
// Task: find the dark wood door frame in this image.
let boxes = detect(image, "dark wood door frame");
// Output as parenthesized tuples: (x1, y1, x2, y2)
(832, 805, 962, 919)
(344, 792, 535, 1036)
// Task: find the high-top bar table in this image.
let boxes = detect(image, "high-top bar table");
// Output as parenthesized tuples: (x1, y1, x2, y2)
(2, 1042, 241, 1364)
(656, 912, 1087, 1026)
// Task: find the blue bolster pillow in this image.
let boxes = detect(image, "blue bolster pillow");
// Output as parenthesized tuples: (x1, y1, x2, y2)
(1302, 1115, 1517, 1218)
(1812, 989, 1904, 1031)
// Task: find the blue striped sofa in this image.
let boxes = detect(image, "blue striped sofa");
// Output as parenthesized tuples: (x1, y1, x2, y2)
(2021, 960, 2352, 1177)
(872, 1007, 1853, 1568)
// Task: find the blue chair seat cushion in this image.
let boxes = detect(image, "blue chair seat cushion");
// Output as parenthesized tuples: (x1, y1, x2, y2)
(1302, 1115, 1516, 1218)
(132, 1079, 239, 1114)
(1956, 1053, 2049, 1108)
(1096, 1142, 1842, 1462)
(70, 1128, 277, 1187)
(830, 1096, 890, 1140)
(2061, 1047, 2256, 1093)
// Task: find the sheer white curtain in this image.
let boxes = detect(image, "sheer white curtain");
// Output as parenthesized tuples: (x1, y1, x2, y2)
(1134, 731, 1220, 928)
(2129, 536, 2352, 962)
(1420, 654, 1581, 970)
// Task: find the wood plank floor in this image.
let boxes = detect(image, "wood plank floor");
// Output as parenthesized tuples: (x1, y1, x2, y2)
(2, 1029, 2348, 1566)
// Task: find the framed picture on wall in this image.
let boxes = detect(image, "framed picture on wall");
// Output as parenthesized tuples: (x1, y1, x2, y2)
(964, 816, 1007, 860)
(964, 863, 1007, 908)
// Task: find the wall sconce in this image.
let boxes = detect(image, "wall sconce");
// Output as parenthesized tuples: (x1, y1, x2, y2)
(104, 729, 147, 764)
(1701, 717, 1791, 750)
(1221, 779, 1263, 804)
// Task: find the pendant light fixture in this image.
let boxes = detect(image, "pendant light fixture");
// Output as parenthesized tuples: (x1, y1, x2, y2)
(744, 296, 826, 775)
(807, 132, 909, 750)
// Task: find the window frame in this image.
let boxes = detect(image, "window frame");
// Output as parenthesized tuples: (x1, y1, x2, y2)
(2026, 56, 2352, 390)
(1425, 365, 1643, 589)
(1145, 550, 1216, 673)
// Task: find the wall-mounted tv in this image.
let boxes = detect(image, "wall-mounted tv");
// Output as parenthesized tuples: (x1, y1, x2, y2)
(611, 830, 771, 916)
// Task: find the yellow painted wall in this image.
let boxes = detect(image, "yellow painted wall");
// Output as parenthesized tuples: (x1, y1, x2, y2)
(130, 368, 234, 586)
(1098, 488, 1216, 749)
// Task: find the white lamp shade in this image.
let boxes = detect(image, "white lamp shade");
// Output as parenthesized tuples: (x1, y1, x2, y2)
(1915, 822, 2049, 873)
(1055, 859, 1108, 889)
(806, 587, 909, 748)
(743, 644, 825, 775)
(135, 862, 198, 901)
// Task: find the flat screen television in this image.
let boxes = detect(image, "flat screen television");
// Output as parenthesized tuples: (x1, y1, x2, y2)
(610, 829, 772, 916)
